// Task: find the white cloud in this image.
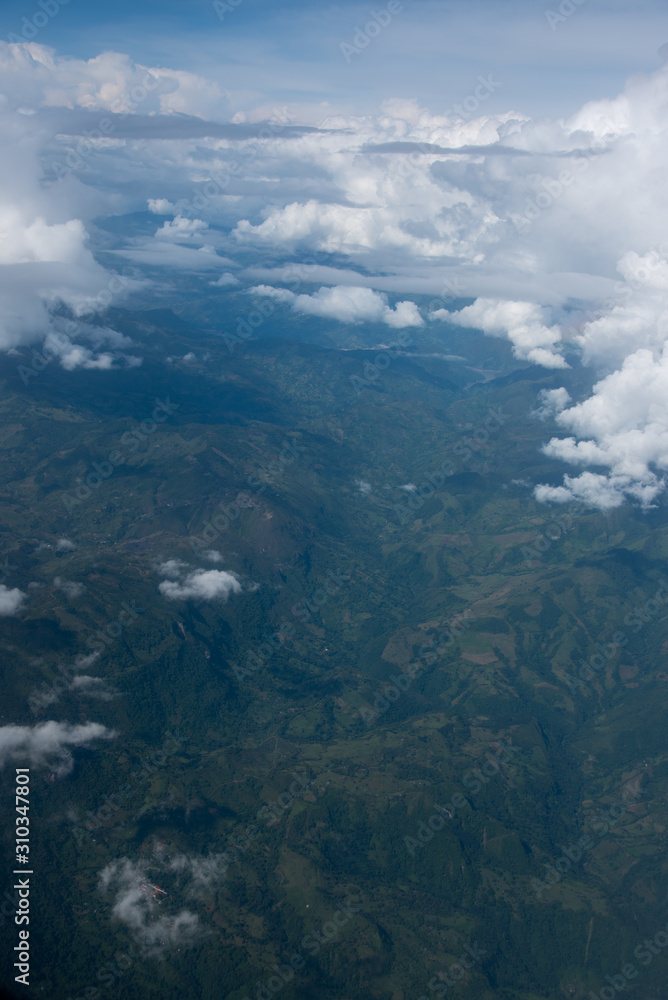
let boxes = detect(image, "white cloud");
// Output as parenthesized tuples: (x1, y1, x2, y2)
(148, 198, 176, 214)
(67, 675, 115, 700)
(113, 241, 229, 271)
(55, 537, 76, 550)
(533, 387, 572, 420)
(98, 851, 227, 953)
(0, 721, 114, 776)
(157, 559, 187, 578)
(0, 585, 26, 616)
(27, 651, 108, 711)
(155, 216, 208, 241)
(74, 651, 100, 670)
(98, 859, 199, 954)
(251, 284, 423, 328)
(5, 40, 668, 505)
(537, 348, 668, 509)
(0, 44, 229, 119)
(54, 577, 85, 600)
(157, 561, 242, 601)
(355, 479, 372, 494)
(165, 853, 227, 895)
(209, 272, 240, 287)
(435, 299, 567, 369)
(201, 550, 223, 563)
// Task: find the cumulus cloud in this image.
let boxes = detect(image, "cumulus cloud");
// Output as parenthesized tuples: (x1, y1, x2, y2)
(159, 569, 242, 601)
(53, 577, 85, 600)
(29, 673, 115, 709)
(69, 676, 116, 700)
(210, 272, 240, 287)
(251, 284, 423, 328)
(28, 651, 107, 712)
(531, 247, 668, 507)
(0, 44, 229, 120)
(435, 299, 567, 368)
(201, 550, 223, 563)
(157, 559, 188, 578)
(98, 859, 199, 954)
(148, 198, 177, 214)
(536, 348, 668, 509)
(165, 853, 227, 895)
(155, 216, 208, 241)
(157, 561, 242, 601)
(0, 721, 114, 775)
(98, 851, 227, 954)
(533, 387, 572, 420)
(0, 584, 26, 616)
(55, 537, 76, 551)
(74, 652, 100, 670)
(6, 39, 668, 505)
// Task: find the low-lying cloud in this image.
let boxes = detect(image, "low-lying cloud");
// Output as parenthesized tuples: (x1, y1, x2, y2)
(0, 721, 115, 776)
(251, 284, 423, 328)
(158, 561, 242, 601)
(0, 584, 26, 616)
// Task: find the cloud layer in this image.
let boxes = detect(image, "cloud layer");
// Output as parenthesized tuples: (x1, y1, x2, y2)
(0, 584, 26, 615)
(0, 721, 114, 776)
(158, 561, 242, 601)
(98, 851, 227, 953)
(4, 40, 668, 505)
(250, 284, 423, 328)
(98, 859, 199, 953)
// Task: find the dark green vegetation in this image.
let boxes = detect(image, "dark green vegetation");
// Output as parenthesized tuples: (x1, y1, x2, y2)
(1, 303, 668, 1000)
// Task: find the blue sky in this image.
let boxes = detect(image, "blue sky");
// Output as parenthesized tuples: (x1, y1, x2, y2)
(3, 0, 667, 120)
